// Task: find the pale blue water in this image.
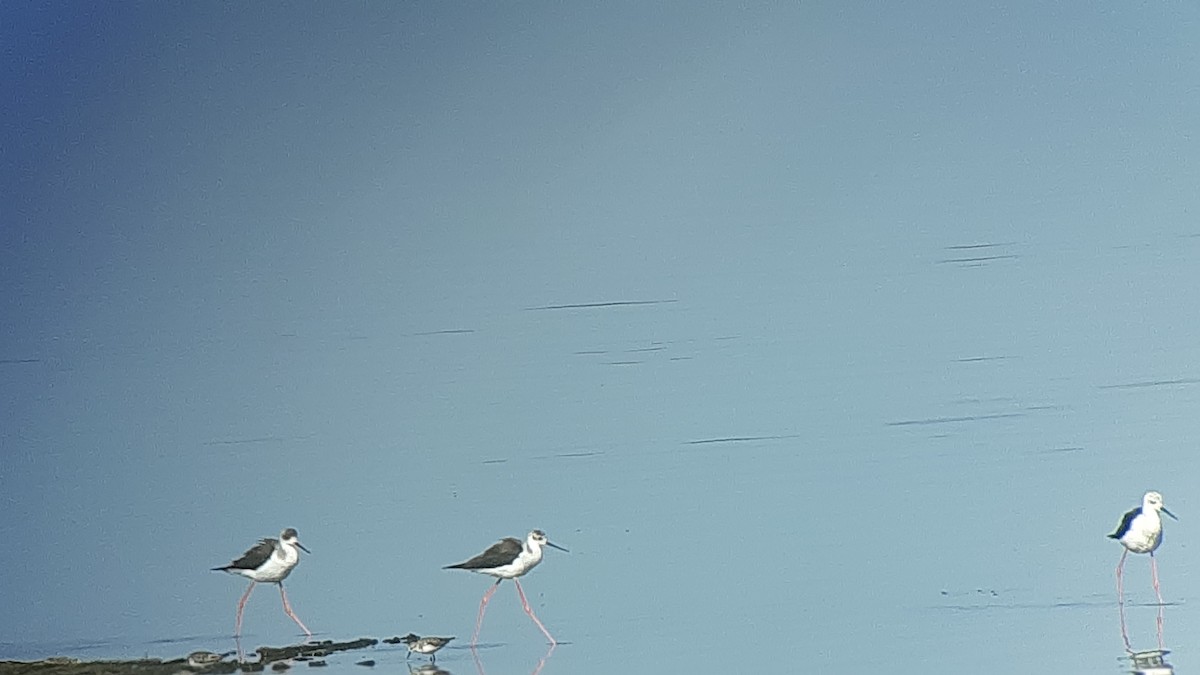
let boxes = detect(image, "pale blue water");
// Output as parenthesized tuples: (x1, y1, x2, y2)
(3, 3, 1200, 674)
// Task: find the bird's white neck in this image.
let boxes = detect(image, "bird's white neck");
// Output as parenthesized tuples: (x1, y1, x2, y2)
(278, 540, 302, 564)
(521, 539, 544, 564)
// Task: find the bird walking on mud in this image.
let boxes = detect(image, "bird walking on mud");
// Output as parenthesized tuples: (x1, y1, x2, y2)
(1110, 491, 1177, 650)
(213, 528, 312, 638)
(445, 529, 568, 645)
(186, 651, 233, 669)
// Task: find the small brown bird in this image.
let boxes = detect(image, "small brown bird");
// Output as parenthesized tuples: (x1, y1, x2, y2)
(400, 634, 454, 662)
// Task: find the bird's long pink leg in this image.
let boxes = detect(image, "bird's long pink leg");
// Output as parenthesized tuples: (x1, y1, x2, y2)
(1151, 553, 1164, 606)
(471, 580, 501, 646)
(235, 581, 256, 637)
(1152, 553, 1165, 650)
(1116, 549, 1126, 605)
(279, 583, 312, 638)
(1116, 549, 1131, 652)
(514, 578, 557, 646)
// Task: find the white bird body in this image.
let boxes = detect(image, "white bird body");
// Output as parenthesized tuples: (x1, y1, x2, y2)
(1116, 510, 1164, 554)
(1109, 491, 1176, 554)
(215, 529, 307, 582)
(445, 530, 565, 579)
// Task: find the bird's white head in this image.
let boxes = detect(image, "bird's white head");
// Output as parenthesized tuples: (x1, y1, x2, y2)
(1144, 492, 1178, 521)
(529, 530, 570, 554)
(281, 528, 312, 554)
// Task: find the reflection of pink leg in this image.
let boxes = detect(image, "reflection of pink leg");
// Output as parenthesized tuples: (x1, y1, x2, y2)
(471, 581, 501, 646)
(235, 582, 256, 637)
(514, 579, 557, 646)
(1157, 600, 1165, 651)
(469, 640, 486, 675)
(1152, 554, 1165, 649)
(1116, 550, 1131, 652)
(530, 643, 556, 675)
(279, 584, 312, 638)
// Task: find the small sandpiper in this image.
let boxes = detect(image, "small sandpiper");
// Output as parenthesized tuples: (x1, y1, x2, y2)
(400, 634, 454, 662)
(186, 651, 232, 669)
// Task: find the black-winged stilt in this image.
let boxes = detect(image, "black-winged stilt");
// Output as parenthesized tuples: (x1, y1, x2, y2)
(212, 528, 312, 638)
(444, 530, 568, 645)
(1110, 491, 1177, 650)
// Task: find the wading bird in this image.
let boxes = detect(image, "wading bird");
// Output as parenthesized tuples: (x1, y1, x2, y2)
(445, 530, 568, 645)
(1110, 491, 1177, 650)
(400, 634, 454, 662)
(212, 528, 312, 638)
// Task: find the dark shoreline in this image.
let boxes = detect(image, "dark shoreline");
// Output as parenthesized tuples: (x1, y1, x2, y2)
(0, 638, 380, 675)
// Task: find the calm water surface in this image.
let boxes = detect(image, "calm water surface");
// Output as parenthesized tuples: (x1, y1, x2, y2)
(3, 3, 1200, 674)
(4, 270, 1200, 673)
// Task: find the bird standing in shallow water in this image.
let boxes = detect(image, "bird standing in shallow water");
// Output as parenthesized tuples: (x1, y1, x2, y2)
(400, 634, 454, 662)
(212, 528, 312, 638)
(444, 530, 568, 646)
(1109, 491, 1177, 650)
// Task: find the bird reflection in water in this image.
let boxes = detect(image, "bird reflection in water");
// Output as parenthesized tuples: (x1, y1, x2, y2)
(1122, 648, 1174, 675)
(469, 643, 556, 675)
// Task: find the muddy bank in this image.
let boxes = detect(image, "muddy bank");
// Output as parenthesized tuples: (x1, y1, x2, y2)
(0, 638, 380, 675)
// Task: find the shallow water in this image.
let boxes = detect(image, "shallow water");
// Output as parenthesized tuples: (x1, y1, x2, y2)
(3, 3, 1200, 674)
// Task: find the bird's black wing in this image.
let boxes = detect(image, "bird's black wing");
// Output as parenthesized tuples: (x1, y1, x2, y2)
(1108, 507, 1141, 540)
(213, 538, 277, 571)
(444, 537, 523, 569)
